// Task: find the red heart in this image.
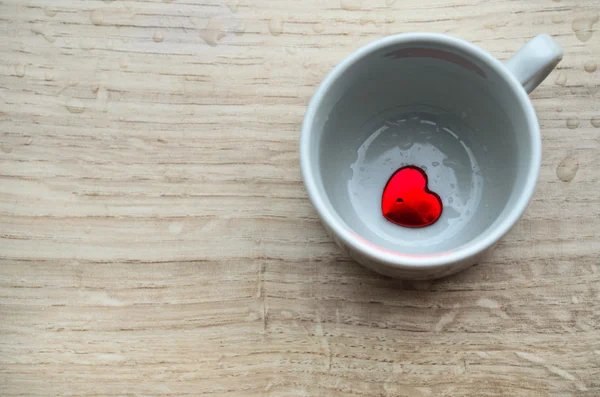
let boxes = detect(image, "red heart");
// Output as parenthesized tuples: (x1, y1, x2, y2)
(381, 166, 443, 228)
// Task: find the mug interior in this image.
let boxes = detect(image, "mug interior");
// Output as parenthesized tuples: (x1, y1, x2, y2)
(304, 35, 538, 256)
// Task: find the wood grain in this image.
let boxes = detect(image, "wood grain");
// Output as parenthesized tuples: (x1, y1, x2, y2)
(1, 0, 599, 395)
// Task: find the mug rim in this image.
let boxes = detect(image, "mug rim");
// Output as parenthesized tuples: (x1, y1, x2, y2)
(300, 32, 541, 270)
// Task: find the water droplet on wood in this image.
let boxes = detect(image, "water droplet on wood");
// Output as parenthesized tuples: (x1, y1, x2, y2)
(200, 18, 226, 46)
(226, 0, 240, 13)
(25, 138, 33, 145)
(44, 71, 54, 81)
(119, 58, 128, 68)
(386, 0, 396, 5)
(44, 6, 57, 17)
(313, 22, 325, 33)
(566, 117, 579, 129)
(153, 31, 164, 42)
(584, 59, 597, 73)
(15, 64, 25, 78)
(556, 156, 579, 182)
(341, 0, 362, 11)
(90, 9, 104, 25)
(572, 14, 599, 42)
(1, 143, 13, 154)
(31, 24, 56, 43)
(232, 21, 246, 36)
(268, 16, 284, 36)
(65, 98, 86, 114)
(591, 116, 600, 128)
(360, 14, 376, 25)
(168, 222, 183, 234)
(80, 38, 96, 50)
(554, 72, 567, 86)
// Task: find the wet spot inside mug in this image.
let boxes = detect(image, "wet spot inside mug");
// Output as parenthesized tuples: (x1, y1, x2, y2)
(347, 105, 486, 248)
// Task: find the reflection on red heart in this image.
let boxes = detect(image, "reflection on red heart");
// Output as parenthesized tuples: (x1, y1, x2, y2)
(381, 166, 443, 228)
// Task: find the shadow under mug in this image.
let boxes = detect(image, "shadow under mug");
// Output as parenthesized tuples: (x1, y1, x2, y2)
(300, 33, 562, 280)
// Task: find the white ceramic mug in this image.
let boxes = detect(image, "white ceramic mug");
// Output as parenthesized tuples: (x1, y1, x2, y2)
(300, 33, 562, 279)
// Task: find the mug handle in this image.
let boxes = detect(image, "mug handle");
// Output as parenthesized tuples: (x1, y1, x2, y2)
(505, 34, 563, 94)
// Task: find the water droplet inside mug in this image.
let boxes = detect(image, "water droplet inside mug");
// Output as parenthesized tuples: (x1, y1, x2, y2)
(443, 158, 459, 168)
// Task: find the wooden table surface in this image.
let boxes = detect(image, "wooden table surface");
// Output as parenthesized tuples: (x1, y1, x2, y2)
(1, 0, 600, 395)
